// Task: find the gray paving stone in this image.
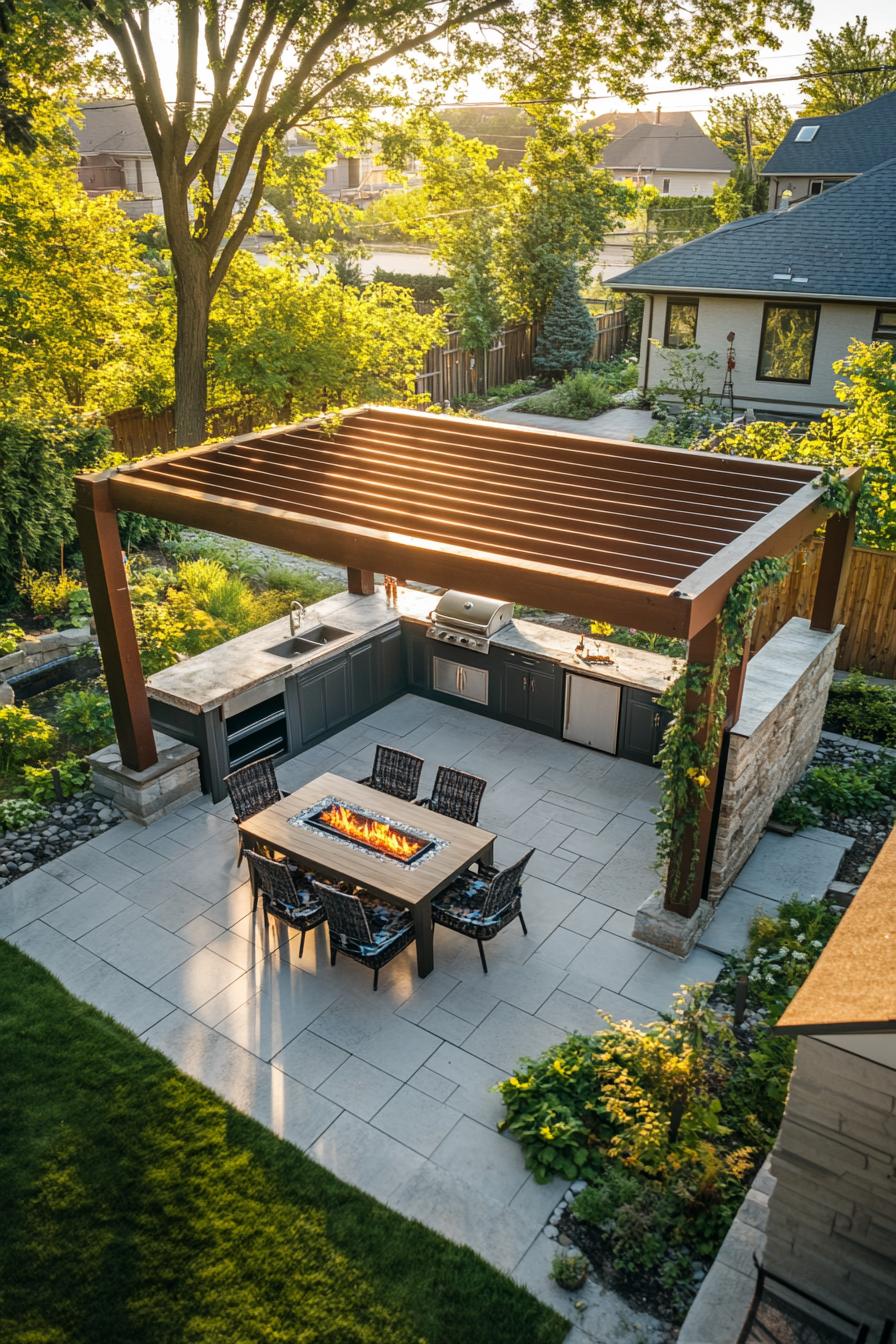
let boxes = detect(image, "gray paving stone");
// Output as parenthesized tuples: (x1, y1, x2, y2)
(271, 1030, 348, 1088)
(116, 873, 193, 912)
(67, 960, 174, 1035)
(0, 869, 86, 936)
(566, 928, 650, 992)
(562, 814, 642, 863)
(538, 987, 605, 1035)
(394, 969, 459, 1024)
(151, 947, 246, 1012)
(431, 1113, 529, 1204)
(214, 965, 343, 1059)
(622, 947, 724, 1012)
(437, 979, 500, 1025)
(41, 858, 83, 884)
(555, 856, 604, 893)
(532, 925, 590, 969)
(79, 913, 195, 987)
(469, 956, 566, 1015)
(105, 838, 169, 875)
(462, 1002, 565, 1074)
(559, 970, 603, 1002)
(319, 1055, 403, 1119)
(204, 882, 257, 929)
(509, 1171, 569, 1228)
(733, 831, 845, 902)
(61, 844, 145, 891)
(387, 1163, 538, 1274)
(419, 1005, 473, 1045)
(144, 1010, 339, 1150)
(9, 919, 100, 989)
(181, 915, 237, 951)
(591, 987, 660, 1029)
(602, 909, 635, 939)
(409, 1065, 457, 1103)
(699, 888, 779, 957)
(372, 1083, 461, 1156)
(527, 818, 575, 853)
(352, 1017, 441, 1081)
(308, 1110, 425, 1202)
(146, 888, 212, 932)
(582, 823, 660, 913)
(41, 884, 135, 940)
(562, 898, 614, 938)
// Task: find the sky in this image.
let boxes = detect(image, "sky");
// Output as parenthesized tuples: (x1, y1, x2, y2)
(142, 2, 894, 124)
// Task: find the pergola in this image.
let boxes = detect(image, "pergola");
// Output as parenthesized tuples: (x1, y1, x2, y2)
(75, 405, 861, 917)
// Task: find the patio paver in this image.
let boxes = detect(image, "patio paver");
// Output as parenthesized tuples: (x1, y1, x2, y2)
(4, 691, 793, 1333)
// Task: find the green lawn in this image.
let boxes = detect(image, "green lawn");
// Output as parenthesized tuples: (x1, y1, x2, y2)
(0, 943, 566, 1344)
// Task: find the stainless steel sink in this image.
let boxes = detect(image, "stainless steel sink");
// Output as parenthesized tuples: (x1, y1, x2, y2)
(265, 625, 352, 659)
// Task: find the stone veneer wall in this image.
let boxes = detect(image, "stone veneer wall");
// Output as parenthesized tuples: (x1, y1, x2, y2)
(708, 619, 841, 902)
(0, 628, 95, 705)
(764, 1035, 896, 1328)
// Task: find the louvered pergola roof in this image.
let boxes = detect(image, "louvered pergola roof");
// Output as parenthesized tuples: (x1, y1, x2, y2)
(92, 405, 854, 639)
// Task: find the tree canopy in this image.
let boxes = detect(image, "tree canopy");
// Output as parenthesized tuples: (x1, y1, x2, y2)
(2, 0, 812, 442)
(797, 17, 896, 116)
(705, 92, 792, 169)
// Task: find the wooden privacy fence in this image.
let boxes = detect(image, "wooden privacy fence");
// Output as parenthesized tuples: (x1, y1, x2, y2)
(107, 402, 256, 459)
(751, 539, 896, 678)
(414, 319, 539, 404)
(590, 307, 630, 364)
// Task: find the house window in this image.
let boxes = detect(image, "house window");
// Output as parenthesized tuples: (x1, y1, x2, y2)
(661, 178, 671, 195)
(757, 303, 820, 383)
(873, 308, 896, 350)
(663, 299, 699, 349)
(808, 179, 841, 196)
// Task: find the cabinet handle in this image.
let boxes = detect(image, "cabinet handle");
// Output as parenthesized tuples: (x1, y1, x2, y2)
(460, 667, 466, 692)
(522, 674, 528, 692)
(653, 713, 661, 727)
(456, 666, 461, 692)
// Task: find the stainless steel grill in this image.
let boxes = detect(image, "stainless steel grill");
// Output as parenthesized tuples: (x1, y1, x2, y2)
(426, 590, 514, 654)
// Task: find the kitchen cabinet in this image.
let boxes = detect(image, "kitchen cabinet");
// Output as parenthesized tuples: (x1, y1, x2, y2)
(298, 659, 350, 742)
(377, 626, 405, 701)
(348, 641, 376, 717)
(618, 687, 670, 766)
(405, 624, 430, 690)
(500, 656, 561, 732)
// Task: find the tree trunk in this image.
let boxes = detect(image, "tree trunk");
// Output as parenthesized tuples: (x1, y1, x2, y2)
(173, 250, 211, 447)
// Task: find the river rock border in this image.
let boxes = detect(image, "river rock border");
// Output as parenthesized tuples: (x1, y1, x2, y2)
(0, 794, 123, 887)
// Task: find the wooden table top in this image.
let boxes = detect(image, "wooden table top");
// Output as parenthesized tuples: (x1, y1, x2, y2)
(239, 772, 496, 909)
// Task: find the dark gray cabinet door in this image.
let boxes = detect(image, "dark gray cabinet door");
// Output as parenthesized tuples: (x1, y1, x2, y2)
(406, 627, 429, 689)
(377, 627, 405, 700)
(526, 665, 560, 730)
(298, 659, 350, 742)
(501, 663, 530, 720)
(349, 642, 376, 717)
(619, 688, 668, 766)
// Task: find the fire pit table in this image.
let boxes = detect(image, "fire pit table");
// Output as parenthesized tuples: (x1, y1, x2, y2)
(238, 771, 496, 978)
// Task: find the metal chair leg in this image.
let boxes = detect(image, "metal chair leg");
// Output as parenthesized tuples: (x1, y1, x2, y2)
(330, 943, 337, 967)
(477, 938, 488, 973)
(299, 928, 306, 958)
(373, 967, 380, 992)
(519, 912, 528, 936)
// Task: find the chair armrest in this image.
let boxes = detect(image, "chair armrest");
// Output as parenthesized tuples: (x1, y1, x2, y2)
(414, 797, 432, 809)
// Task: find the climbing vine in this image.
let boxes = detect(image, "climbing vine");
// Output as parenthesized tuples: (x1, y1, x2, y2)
(813, 463, 852, 516)
(654, 556, 790, 904)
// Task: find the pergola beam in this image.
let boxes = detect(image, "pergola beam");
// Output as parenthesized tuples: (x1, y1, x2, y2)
(74, 478, 158, 772)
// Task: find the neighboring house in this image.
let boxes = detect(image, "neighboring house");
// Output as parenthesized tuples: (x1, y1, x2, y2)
(584, 108, 735, 197)
(75, 100, 238, 219)
(607, 158, 896, 421)
(284, 130, 421, 202)
(763, 89, 896, 209)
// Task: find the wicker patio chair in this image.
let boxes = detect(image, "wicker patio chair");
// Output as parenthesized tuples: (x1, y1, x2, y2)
(431, 849, 533, 973)
(359, 745, 423, 802)
(312, 879, 415, 991)
(736, 1256, 893, 1344)
(224, 754, 285, 865)
(417, 765, 487, 827)
(245, 850, 326, 957)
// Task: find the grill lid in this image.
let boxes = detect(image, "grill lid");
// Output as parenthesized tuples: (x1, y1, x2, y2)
(431, 590, 514, 635)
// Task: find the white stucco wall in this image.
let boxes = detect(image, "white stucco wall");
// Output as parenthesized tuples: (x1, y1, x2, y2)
(638, 292, 879, 417)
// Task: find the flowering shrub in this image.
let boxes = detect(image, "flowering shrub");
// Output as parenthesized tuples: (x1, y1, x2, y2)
(718, 895, 840, 1018)
(0, 797, 47, 831)
(0, 706, 57, 775)
(22, 753, 90, 803)
(0, 622, 23, 656)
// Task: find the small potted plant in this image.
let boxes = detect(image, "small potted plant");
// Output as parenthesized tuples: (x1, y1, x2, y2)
(550, 1251, 588, 1291)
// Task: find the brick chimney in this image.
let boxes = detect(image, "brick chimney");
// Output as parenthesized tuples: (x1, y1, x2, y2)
(655, 105, 661, 124)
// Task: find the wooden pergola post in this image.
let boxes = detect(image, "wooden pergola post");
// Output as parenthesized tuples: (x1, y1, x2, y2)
(347, 567, 375, 595)
(810, 498, 857, 632)
(75, 477, 158, 772)
(661, 610, 750, 918)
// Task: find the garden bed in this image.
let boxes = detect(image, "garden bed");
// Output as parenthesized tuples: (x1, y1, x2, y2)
(0, 792, 122, 886)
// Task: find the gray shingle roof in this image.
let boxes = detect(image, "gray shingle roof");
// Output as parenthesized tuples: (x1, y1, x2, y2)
(762, 90, 896, 178)
(76, 100, 237, 157)
(607, 157, 896, 301)
(600, 121, 734, 173)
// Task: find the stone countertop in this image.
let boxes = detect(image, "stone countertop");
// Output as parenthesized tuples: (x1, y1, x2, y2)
(146, 584, 684, 714)
(146, 587, 435, 715)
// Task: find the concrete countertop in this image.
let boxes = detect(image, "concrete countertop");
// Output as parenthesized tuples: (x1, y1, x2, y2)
(146, 583, 682, 714)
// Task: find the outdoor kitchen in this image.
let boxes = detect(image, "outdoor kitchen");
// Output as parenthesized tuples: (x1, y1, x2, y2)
(143, 584, 682, 803)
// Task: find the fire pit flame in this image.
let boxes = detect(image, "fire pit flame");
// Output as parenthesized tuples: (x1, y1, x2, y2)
(318, 802, 425, 860)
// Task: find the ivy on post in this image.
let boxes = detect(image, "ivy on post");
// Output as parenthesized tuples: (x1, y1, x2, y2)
(655, 557, 791, 919)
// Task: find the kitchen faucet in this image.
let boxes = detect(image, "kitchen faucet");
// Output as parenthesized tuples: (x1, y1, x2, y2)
(289, 600, 305, 635)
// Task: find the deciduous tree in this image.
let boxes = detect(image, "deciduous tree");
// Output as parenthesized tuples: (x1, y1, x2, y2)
(798, 17, 896, 116)
(8, 0, 811, 443)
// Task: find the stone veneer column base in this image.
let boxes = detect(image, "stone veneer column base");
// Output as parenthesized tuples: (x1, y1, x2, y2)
(632, 891, 713, 958)
(89, 731, 202, 825)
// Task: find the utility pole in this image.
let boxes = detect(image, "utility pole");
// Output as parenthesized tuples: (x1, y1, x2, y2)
(743, 111, 755, 182)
